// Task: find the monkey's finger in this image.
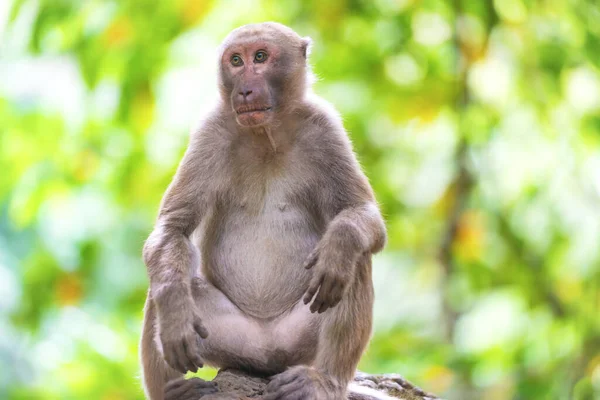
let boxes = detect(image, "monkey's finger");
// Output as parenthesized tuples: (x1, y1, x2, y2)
(317, 289, 333, 313)
(318, 300, 330, 314)
(303, 275, 322, 305)
(165, 377, 187, 393)
(182, 339, 201, 372)
(324, 282, 342, 307)
(303, 249, 319, 269)
(278, 390, 305, 400)
(309, 294, 323, 313)
(328, 284, 344, 308)
(189, 337, 205, 370)
(267, 371, 298, 389)
(165, 378, 195, 399)
(264, 380, 304, 400)
(165, 345, 186, 374)
(180, 342, 197, 373)
(193, 321, 209, 339)
(262, 392, 281, 400)
(176, 378, 218, 398)
(175, 341, 193, 373)
(189, 377, 218, 389)
(163, 356, 176, 373)
(182, 392, 199, 400)
(265, 370, 306, 400)
(182, 386, 218, 400)
(312, 278, 334, 313)
(309, 289, 326, 314)
(182, 379, 218, 400)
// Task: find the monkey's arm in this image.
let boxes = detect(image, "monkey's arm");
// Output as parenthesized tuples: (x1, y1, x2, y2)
(303, 200, 386, 313)
(303, 127, 387, 313)
(319, 201, 386, 255)
(143, 137, 211, 374)
(144, 178, 203, 294)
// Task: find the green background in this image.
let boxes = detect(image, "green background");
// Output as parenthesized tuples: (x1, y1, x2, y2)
(1, 0, 599, 399)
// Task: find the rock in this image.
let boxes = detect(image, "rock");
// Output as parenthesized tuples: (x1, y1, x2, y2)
(200, 369, 439, 399)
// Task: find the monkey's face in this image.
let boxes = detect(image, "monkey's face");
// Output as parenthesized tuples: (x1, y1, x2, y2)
(218, 24, 310, 128)
(221, 42, 277, 127)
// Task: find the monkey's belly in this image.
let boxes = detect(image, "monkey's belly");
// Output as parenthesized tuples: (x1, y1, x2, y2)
(209, 209, 319, 319)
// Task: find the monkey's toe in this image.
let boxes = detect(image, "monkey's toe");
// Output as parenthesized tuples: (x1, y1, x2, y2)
(164, 377, 219, 400)
(264, 366, 339, 400)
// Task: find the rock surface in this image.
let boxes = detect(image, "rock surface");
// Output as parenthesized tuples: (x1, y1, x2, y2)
(200, 369, 439, 400)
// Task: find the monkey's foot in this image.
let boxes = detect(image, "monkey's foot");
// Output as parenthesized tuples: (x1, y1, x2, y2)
(165, 377, 219, 400)
(263, 365, 343, 400)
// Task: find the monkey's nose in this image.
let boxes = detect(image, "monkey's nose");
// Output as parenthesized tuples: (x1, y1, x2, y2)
(239, 89, 253, 99)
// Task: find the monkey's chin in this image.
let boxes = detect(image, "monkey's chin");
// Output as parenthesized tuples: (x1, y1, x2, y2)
(236, 110, 272, 127)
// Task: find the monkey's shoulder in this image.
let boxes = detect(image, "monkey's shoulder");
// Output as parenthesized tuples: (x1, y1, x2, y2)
(187, 111, 236, 163)
(295, 97, 353, 152)
(297, 95, 344, 131)
(190, 109, 232, 143)
(292, 98, 359, 170)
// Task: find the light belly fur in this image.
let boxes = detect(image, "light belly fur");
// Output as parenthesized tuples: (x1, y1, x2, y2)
(209, 203, 319, 319)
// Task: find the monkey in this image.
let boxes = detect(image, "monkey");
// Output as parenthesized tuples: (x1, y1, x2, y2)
(140, 22, 387, 400)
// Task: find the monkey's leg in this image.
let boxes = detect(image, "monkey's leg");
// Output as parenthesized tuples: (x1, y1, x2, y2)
(189, 276, 289, 374)
(265, 255, 374, 400)
(140, 294, 218, 400)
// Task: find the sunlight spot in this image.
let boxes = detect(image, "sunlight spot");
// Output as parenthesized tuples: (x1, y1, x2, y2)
(494, 0, 528, 24)
(320, 81, 371, 113)
(372, 253, 440, 331)
(38, 190, 117, 271)
(565, 67, 600, 115)
(0, 56, 86, 130)
(83, 2, 117, 36)
(399, 115, 458, 207)
(455, 290, 528, 353)
(0, 263, 19, 312)
(88, 323, 127, 361)
(584, 155, 600, 199)
(373, 0, 413, 14)
(0, 0, 14, 44)
(385, 53, 424, 86)
(457, 14, 486, 50)
(0, 0, 36, 54)
(592, 362, 600, 391)
(468, 55, 514, 107)
(37, 339, 68, 371)
(412, 12, 452, 47)
(90, 80, 120, 119)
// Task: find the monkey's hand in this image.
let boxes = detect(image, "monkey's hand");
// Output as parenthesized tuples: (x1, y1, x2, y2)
(157, 295, 208, 374)
(302, 244, 356, 313)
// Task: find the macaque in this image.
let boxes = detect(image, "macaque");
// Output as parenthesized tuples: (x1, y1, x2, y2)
(140, 22, 386, 400)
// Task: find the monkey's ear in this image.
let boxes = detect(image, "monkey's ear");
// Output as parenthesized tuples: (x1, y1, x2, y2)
(301, 36, 312, 59)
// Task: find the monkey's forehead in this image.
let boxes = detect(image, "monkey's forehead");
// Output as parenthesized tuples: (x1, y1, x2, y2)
(220, 22, 302, 50)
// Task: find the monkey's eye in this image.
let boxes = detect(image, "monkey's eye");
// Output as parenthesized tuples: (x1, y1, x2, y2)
(254, 51, 268, 63)
(231, 54, 243, 67)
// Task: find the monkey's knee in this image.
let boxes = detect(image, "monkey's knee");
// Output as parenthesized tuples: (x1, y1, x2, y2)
(190, 276, 240, 314)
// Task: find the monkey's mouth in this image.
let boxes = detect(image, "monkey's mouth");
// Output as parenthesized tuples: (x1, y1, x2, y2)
(236, 105, 272, 115)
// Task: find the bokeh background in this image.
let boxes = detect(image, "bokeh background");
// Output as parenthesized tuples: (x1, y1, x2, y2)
(1, 0, 599, 399)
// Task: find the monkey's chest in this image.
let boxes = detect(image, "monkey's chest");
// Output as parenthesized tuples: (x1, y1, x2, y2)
(209, 191, 319, 319)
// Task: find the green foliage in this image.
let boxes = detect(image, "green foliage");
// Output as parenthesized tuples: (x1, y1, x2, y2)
(1, 0, 599, 399)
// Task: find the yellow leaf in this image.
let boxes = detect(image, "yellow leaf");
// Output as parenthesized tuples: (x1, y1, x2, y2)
(423, 364, 454, 393)
(103, 16, 133, 48)
(179, 0, 211, 27)
(56, 273, 83, 306)
(453, 210, 485, 262)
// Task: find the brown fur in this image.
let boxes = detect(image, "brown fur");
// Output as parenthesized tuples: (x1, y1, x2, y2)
(140, 22, 387, 400)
